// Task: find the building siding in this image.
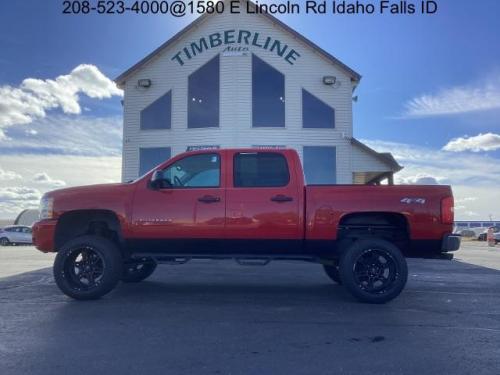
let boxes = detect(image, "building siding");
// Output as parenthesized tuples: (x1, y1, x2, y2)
(351, 144, 392, 172)
(122, 9, 356, 182)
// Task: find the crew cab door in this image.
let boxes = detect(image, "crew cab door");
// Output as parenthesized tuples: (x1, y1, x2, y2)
(225, 151, 301, 253)
(130, 152, 225, 250)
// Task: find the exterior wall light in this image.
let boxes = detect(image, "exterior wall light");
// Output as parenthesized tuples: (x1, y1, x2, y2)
(323, 76, 341, 88)
(137, 79, 152, 88)
(323, 76, 336, 85)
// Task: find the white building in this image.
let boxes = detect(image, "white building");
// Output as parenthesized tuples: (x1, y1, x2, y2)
(116, 0, 401, 184)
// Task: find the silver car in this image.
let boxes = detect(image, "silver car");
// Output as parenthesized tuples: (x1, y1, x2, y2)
(0, 225, 33, 246)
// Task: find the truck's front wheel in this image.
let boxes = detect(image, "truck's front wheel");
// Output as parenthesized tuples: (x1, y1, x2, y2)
(53, 235, 123, 300)
(339, 239, 408, 304)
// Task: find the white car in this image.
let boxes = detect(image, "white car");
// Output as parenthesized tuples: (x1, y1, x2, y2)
(0, 225, 33, 246)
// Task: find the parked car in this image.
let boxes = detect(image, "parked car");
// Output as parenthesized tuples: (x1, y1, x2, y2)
(0, 225, 33, 246)
(33, 148, 460, 303)
(467, 227, 487, 239)
(478, 231, 487, 241)
(458, 229, 476, 238)
(479, 226, 500, 241)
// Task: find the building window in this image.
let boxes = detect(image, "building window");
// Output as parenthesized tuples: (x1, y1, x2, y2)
(234, 152, 289, 187)
(140, 91, 172, 130)
(302, 89, 335, 128)
(139, 147, 171, 176)
(303, 146, 336, 184)
(161, 154, 220, 188)
(188, 55, 220, 128)
(252, 55, 285, 127)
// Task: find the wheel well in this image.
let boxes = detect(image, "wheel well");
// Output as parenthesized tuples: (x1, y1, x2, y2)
(337, 212, 410, 253)
(54, 210, 123, 251)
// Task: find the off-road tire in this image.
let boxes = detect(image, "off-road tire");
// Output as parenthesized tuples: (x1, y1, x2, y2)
(53, 235, 123, 300)
(339, 238, 408, 304)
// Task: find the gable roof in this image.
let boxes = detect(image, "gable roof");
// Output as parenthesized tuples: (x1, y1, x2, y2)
(115, 0, 361, 87)
(351, 138, 403, 172)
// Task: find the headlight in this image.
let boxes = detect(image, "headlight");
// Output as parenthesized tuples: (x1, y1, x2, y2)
(39, 196, 54, 220)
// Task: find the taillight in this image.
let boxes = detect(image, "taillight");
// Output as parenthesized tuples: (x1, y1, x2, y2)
(441, 196, 454, 224)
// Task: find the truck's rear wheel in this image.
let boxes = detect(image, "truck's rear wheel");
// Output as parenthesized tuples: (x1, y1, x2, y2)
(122, 260, 157, 283)
(339, 239, 407, 304)
(53, 235, 123, 300)
(323, 265, 342, 284)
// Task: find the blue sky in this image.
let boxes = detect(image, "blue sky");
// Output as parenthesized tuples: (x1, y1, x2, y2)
(0, 0, 500, 219)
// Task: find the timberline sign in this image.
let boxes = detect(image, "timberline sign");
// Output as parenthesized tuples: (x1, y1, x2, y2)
(171, 29, 301, 66)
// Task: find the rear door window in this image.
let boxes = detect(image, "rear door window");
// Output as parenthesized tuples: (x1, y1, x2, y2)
(233, 152, 290, 188)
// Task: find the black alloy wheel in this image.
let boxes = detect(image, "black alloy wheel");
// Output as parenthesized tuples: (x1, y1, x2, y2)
(63, 246, 105, 291)
(339, 239, 408, 304)
(54, 235, 123, 300)
(352, 249, 398, 294)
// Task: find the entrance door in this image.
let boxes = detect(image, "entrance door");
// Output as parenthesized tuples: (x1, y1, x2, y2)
(131, 152, 225, 252)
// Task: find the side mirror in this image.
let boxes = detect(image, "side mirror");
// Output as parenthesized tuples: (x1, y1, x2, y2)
(149, 170, 172, 190)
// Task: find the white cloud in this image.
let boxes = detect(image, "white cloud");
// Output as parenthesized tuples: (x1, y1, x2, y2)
(362, 139, 500, 220)
(0, 154, 121, 219)
(33, 172, 66, 188)
(456, 197, 478, 204)
(0, 114, 122, 157)
(0, 167, 21, 181)
(25, 129, 38, 136)
(0, 113, 122, 219)
(0, 64, 122, 137)
(0, 187, 42, 216)
(403, 78, 500, 117)
(398, 174, 442, 185)
(443, 133, 500, 152)
(364, 139, 500, 186)
(0, 113, 121, 218)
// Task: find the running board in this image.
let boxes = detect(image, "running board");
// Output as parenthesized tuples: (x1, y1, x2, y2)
(131, 253, 320, 266)
(151, 256, 191, 265)
(235, 257, 271, 266)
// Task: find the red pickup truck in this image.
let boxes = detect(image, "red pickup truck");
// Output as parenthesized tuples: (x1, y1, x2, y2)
(33, 148, 459, 303)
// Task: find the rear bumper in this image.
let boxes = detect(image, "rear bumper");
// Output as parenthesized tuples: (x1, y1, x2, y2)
(441, 234, 461, 252)
(32, 219, 57, 253)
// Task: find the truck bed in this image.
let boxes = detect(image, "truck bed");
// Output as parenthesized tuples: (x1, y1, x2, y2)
(305, 184, 454, 252)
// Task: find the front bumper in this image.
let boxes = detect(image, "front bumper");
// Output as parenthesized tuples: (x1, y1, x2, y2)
(442, 234, 461, 252)
(32, 219, 57, 253)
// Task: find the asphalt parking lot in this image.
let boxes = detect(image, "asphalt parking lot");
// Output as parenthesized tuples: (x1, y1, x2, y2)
(1, 242, 499, 375)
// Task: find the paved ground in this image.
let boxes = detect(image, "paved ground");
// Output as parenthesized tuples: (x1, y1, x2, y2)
(0, 242, 499, 375)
